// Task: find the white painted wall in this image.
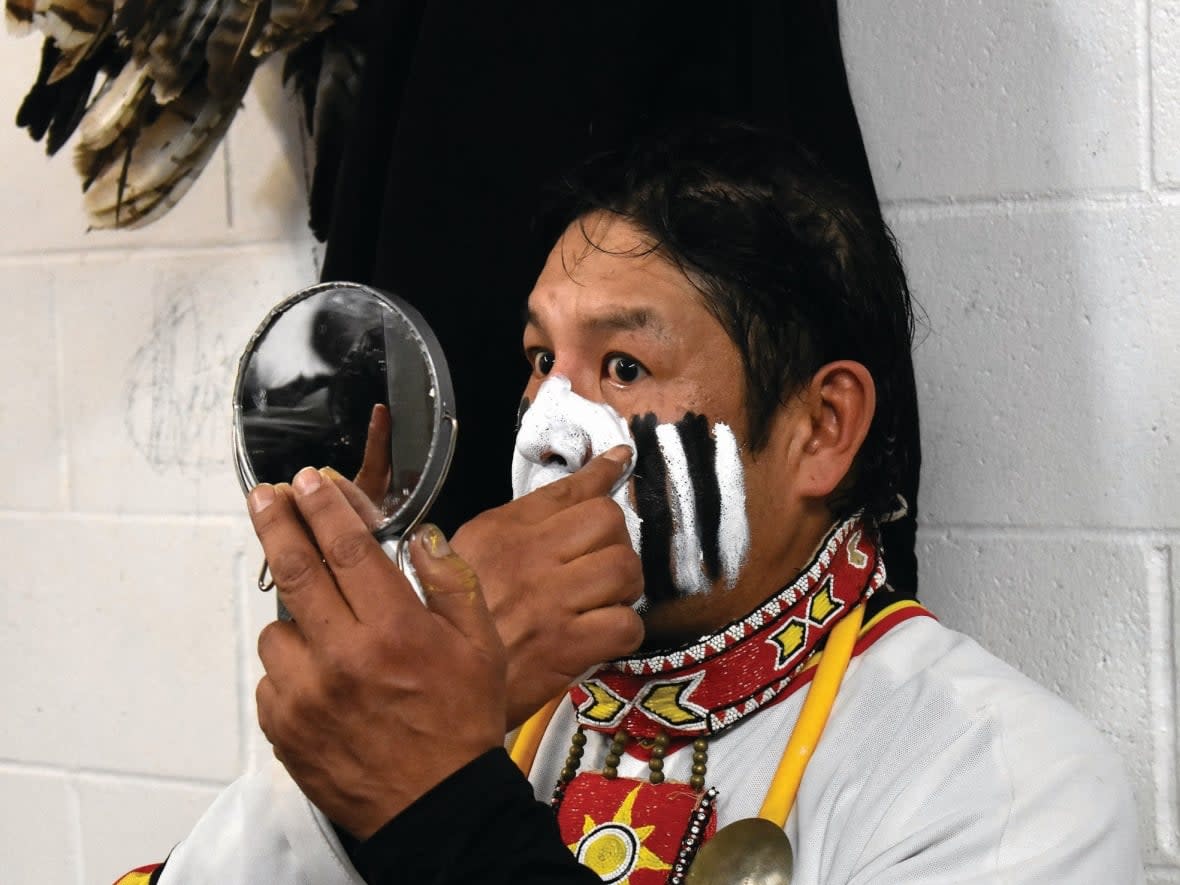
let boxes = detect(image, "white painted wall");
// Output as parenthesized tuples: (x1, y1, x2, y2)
(1, 3, 1176, 881)
(844, 3, 1179, 880)
(0, 49, 317, 884)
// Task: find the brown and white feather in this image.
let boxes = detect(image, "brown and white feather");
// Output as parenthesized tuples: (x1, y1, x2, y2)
(82, 77, 247, 228)
(76, 58, 150, 151)
(12, 0, 365, 228)
(6, 0, 36, 34)
(48, 11, 113, 82)
(42, 0, 111, 50)
(205, 0, 264, 97)
(145, 0, 223, 102)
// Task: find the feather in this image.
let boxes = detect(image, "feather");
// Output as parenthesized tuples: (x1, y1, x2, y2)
(8, 0, 56, 33)
(48, 12, 113, 82)
(11, 0, 365, 228)
(6, 0, 36, 34)
(14, 39, 63, 141)
(46, 40, 114, 151)
(74, 113, 134, 192)
(76, 57, 151, 150)
(145, 0, 223, 102)
(128, 0, 183, 62)
(16, 29, 120, 153)
(80, 77, 246, 228)
(253, 0, 332, 56)
(111, 0, 150, 35)
(204, 0, 265, 97)
(265, 0, 317, 32)
(41, 0, 111, 51)
(50, 40, 96, 83)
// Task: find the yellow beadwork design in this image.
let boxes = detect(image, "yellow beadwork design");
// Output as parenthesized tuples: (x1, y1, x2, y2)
(807, 576, 842, 625)
(769, 618, 807, 668)
(638, 681, 706, 727)
(580, 681, 628, 724)
(568, 784, 672, 882)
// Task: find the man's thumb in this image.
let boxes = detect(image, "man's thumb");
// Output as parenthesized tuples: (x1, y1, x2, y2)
(409, 524, 494, 640)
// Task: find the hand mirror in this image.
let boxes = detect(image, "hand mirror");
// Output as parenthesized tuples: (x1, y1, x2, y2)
(232, 281, 457, 615)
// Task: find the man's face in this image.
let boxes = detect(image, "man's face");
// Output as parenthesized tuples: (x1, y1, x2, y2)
(517, 213, 817, 646)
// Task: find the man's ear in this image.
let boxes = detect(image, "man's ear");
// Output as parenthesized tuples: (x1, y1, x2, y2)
(794, 361, 875, 500)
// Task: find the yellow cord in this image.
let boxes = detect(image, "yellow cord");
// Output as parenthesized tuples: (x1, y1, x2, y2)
(510, 694, 564, 773)
(757, 603, 865, 827)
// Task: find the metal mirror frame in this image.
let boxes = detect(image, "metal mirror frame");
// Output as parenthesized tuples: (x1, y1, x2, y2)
(231, 280, 458, 544)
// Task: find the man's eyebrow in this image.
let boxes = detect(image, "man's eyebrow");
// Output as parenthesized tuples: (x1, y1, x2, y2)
(523, 305, 664, 334)
(523, 306, 545, 332)
(587, 307, 661, 333)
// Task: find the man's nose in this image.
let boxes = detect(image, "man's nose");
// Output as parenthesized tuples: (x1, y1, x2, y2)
(511, 375, 635, 503)
(516, 373, 618, 474)
(516, 409, 594, 473)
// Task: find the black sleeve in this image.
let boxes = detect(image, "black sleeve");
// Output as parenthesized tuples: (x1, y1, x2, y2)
(338, 748, 601, 885)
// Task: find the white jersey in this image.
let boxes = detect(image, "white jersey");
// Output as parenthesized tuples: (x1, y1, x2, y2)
(153, 611, 1144, 884)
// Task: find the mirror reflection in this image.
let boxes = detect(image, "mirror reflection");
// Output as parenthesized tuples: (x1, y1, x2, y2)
(233, 282, 456, 540)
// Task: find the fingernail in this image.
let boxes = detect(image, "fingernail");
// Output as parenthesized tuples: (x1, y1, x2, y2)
(603, 444, 633, 465)
(322, 466, 344, 482)
(293, 467, 322, 495)
(249, 484, 276, 514)
(419, 524, 452, 558)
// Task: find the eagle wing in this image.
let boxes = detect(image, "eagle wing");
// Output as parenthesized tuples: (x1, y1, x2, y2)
(9, 0, 364, 229)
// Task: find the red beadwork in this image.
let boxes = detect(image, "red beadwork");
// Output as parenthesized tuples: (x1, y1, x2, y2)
(556, 773, 717, 885)
(570, 517, 886, 740)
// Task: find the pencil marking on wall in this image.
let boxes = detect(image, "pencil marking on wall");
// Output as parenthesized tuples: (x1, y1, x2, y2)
(124, 288, 237, 475)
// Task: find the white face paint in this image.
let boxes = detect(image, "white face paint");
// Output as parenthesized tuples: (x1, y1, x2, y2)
(511, 376, 750, 605)
(712, 426, 750, 590)
(511, 375, 643, 551)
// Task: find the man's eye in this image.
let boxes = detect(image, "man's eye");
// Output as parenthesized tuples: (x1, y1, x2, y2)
(606, 354, 646, 384)
(532, 350, 555, 376)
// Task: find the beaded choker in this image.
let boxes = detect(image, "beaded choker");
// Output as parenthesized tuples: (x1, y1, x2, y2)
(546, 597, 871, 885)
(509, 517, 886, 884)
(568, 516, 885, 741)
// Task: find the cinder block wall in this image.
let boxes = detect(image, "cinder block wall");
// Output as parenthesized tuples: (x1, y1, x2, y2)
(0, 46, 319, 884)
(2, 4, 1176, 882)
(844, 3, 1180, 881)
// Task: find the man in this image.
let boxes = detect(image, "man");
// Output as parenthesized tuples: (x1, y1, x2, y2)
(122, 124, 1142, 884)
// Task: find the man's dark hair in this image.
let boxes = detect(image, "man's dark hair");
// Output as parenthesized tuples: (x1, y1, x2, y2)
(541, 119, 917, 524)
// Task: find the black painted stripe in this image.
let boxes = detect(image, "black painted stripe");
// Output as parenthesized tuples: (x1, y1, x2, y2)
(630, 413, 674, 604)
(676, 413, 721, 582)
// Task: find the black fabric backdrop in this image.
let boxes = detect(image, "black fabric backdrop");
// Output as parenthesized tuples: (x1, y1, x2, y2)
(318, 0, 920, 596)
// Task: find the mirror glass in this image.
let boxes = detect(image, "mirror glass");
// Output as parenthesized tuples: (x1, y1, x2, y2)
(232, 281, 457, 540)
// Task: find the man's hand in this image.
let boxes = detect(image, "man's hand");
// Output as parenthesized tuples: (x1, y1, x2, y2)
(450, 445, 645, 728)
(251, 469, 506, 839)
